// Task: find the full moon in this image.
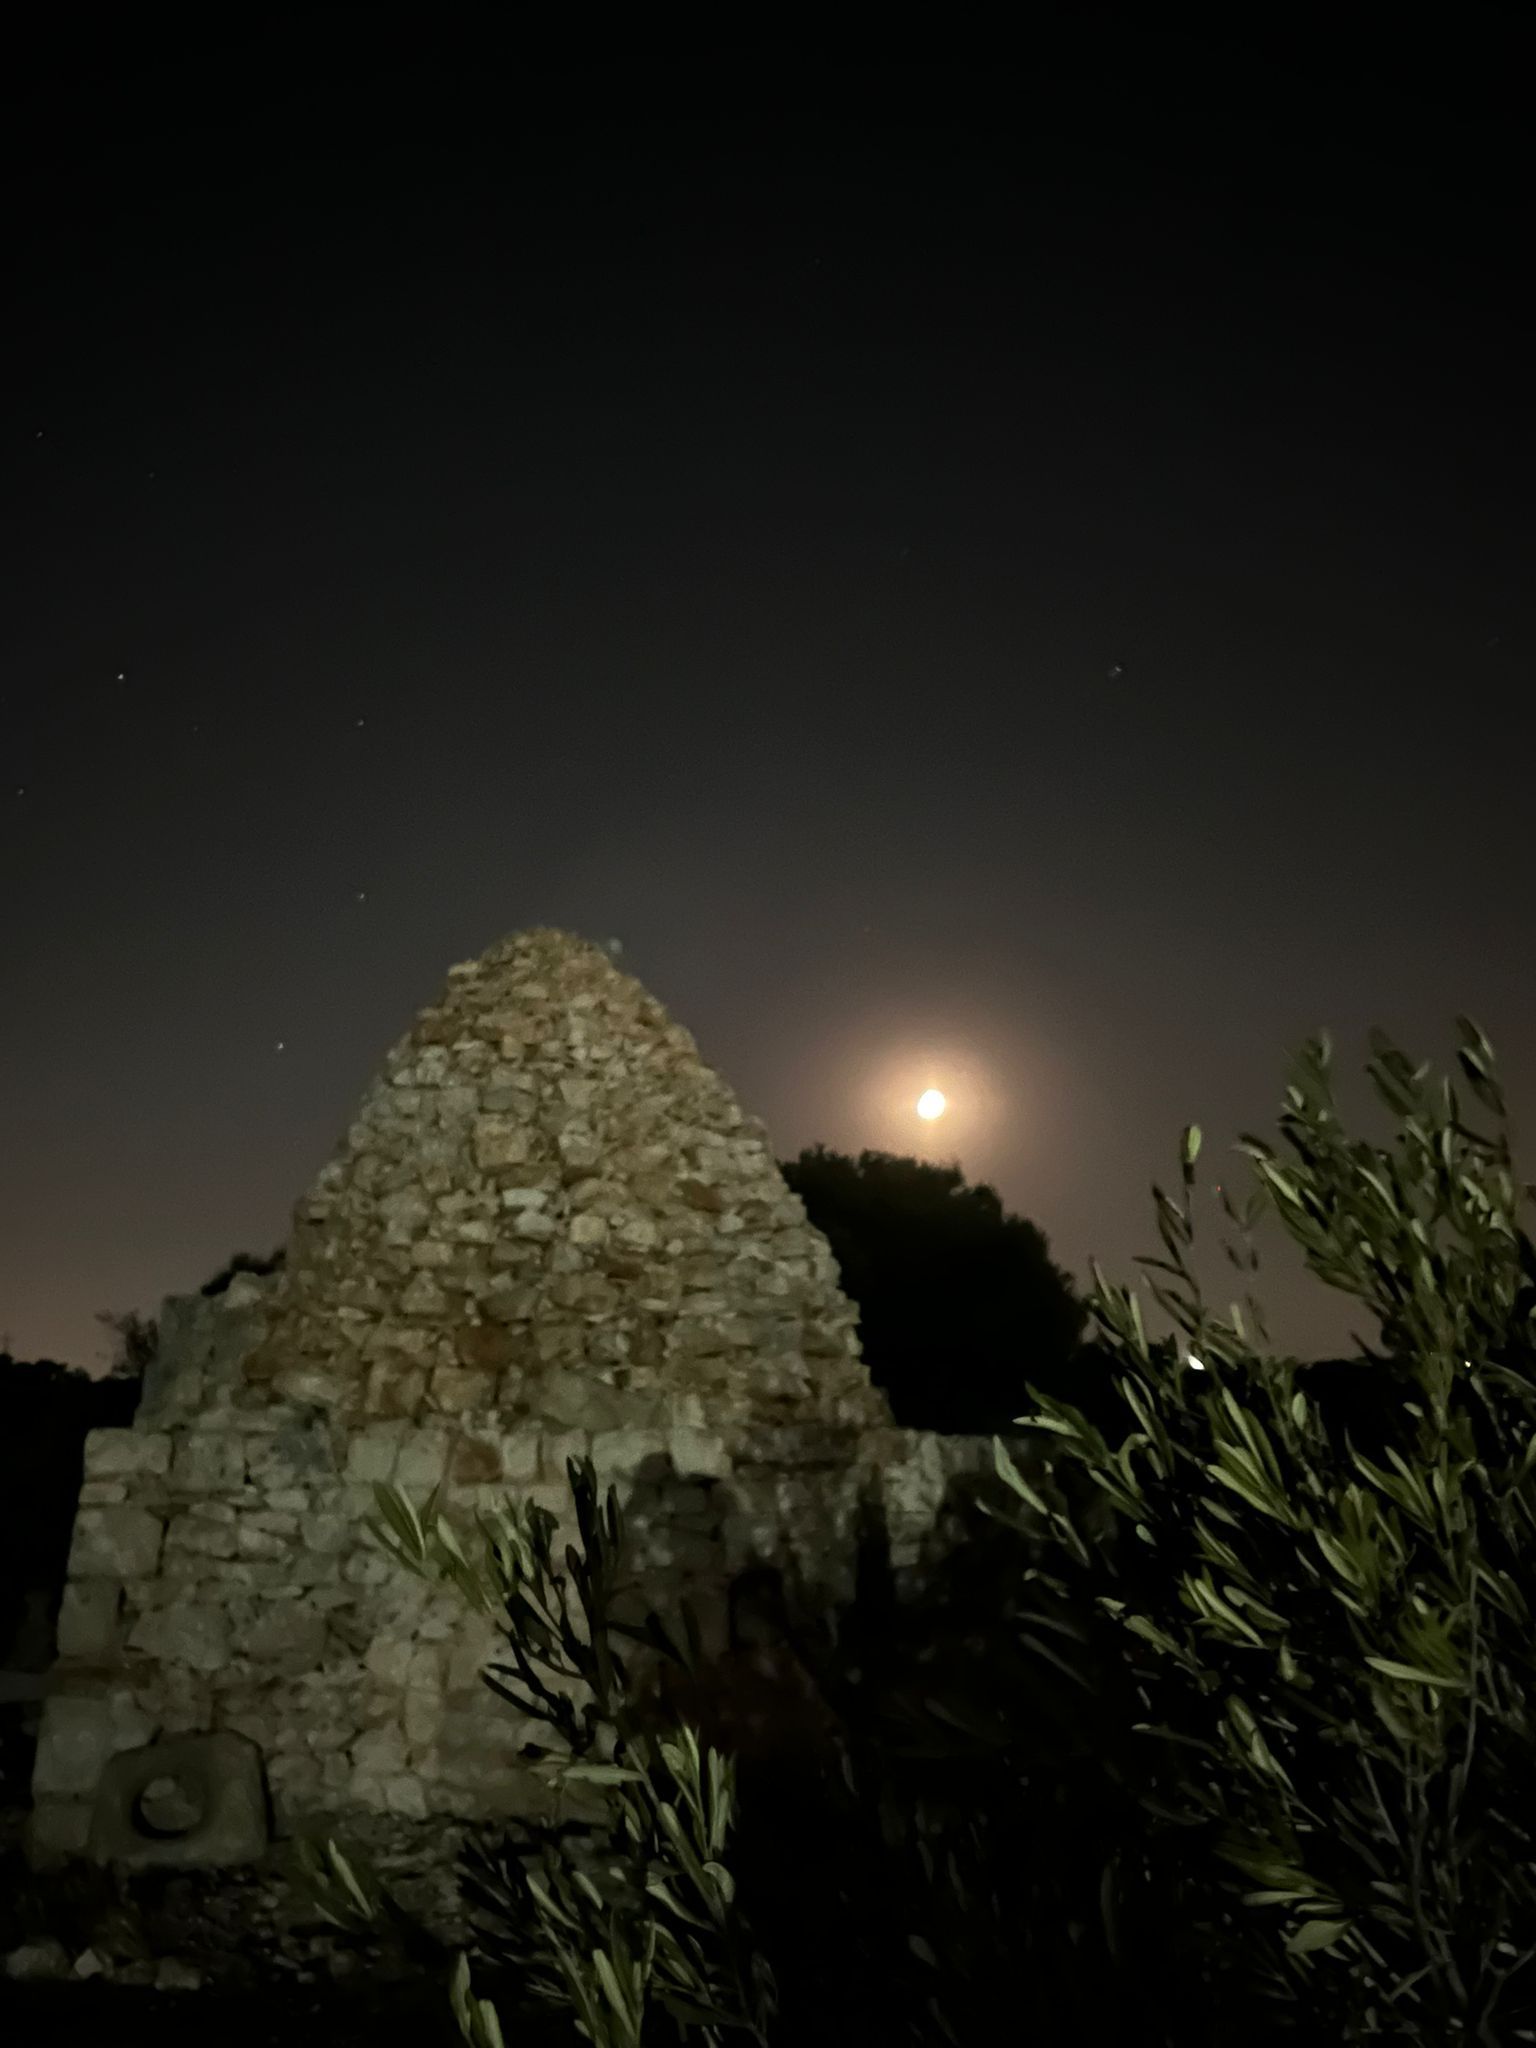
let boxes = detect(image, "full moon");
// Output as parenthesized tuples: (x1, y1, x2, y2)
(916, 1088, 947, 1121)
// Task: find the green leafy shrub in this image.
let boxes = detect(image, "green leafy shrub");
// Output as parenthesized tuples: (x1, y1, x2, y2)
(301, 1459, 774, 2048)
(308, 1454, 1172, 2046)
(998, 1020, 1536, 2041)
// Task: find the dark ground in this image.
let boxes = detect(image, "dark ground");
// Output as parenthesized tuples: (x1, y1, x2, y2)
(0, 1978, 459, 2046)
(0, 1725, 473, 2048)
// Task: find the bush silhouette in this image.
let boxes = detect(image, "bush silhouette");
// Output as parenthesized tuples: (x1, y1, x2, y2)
(1001, 1019, 1536, 2039)
(781, 1146, 1090, 1432)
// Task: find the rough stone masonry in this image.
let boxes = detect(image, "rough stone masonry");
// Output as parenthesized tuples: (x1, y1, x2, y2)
(31, 928, 1004, 1868)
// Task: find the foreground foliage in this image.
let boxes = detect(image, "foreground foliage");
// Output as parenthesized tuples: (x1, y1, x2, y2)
(999, 1019, 1536, 2040)
(303, 1462, 774, 2047)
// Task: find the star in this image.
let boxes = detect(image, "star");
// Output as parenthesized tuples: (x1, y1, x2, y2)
(275, 1041, 286, 1053)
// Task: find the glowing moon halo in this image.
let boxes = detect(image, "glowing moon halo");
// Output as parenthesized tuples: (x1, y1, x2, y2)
(916, 1088, 948, 1121)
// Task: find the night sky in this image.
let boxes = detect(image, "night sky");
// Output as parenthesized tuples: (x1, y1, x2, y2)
(4, 27, 1530, 1374)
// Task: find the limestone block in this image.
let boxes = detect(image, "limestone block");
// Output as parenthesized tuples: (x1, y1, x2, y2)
(5, 1936, 72, 1978)
(128, 1602, 231, 1672)
(667, 1427, 733, 1480)
(402, 1643, 443, 1691)
(171, 1433, 246, 1494)
(448, 1431, 503, 1483)
(446, 1618, 499, 1693)
(343, 1550, 393, 1587)
(78, 1479, 128, 1504)
(69, 1506, 164, 1580)
(165, 1509, 238, 1560)
(589, 1428, 669, 1482)
(264, 1486, 311, 1513)
(501, 1432, 539, 1484)
(366, 1322, 436, 1361)
(141, 1667, 213, 1734)
(265, 1751, 324, 1814)
(483, 1282, 539, 1323)
(345, 1427, 406, 1484)
(404, 1689, 440, 1747)
(529, 1371, 621, 1432)
(241, 1509, 299, 1545)
(84, 1429, 172, 1478)
(33, 1696, 118, 1796)
(56, 1580, 123, 1660)
(365, 1362, 428, 1417)
(394, 1431, 451, 1492)
(669, 1316, 734, 1361)
(556, 1128, 601, 1172)
(452, 1325, 518, 1374)
(364, 1637, 414, 1687)
(474, 1119, 530, 1169)
(383, 1774, 429, 1819)
(353, 1725, 409, 1776)
(273, 1366, 349, 1407)
(87, 1733, 268, 1868)
(878, 1433, 948, 1524)
(533, 1324, 585, 1369)
(222, 1272, 271, 1308)
(612, 1213, 659, 1252)
(539, 1432, 590, 1484)
(741, 1423, 860, 1471)
(245, 1606, 329, 1674)
(400, 1274, 449, 1316)
(427, 1367, 496, 1413)
(307, 1513, 352, 1554)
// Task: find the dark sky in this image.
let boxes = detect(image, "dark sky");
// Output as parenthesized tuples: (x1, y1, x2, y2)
(3, 25, 1531, 1373)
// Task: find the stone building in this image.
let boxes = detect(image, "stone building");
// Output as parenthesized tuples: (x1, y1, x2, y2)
(30, 929, 1001, 1868)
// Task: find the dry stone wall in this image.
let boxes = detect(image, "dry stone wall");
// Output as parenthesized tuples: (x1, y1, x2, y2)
(31, 930, 1010, 1869)
(239, 927, 887, 1436)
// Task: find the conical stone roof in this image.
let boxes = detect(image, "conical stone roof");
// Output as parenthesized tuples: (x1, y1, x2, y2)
(244, 929, 889, 1437)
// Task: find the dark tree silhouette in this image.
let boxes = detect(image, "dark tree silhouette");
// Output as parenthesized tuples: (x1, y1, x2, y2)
(94, 1306, 159, 1377)
(780, 1146, 1093, 1433)
(0, 1326, 144, 1674)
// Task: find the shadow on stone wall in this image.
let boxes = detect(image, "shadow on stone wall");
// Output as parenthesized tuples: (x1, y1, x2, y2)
(443, 1453, 1172, 2048)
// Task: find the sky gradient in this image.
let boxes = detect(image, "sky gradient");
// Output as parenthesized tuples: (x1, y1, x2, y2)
(4, 28, 1531, 1372)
